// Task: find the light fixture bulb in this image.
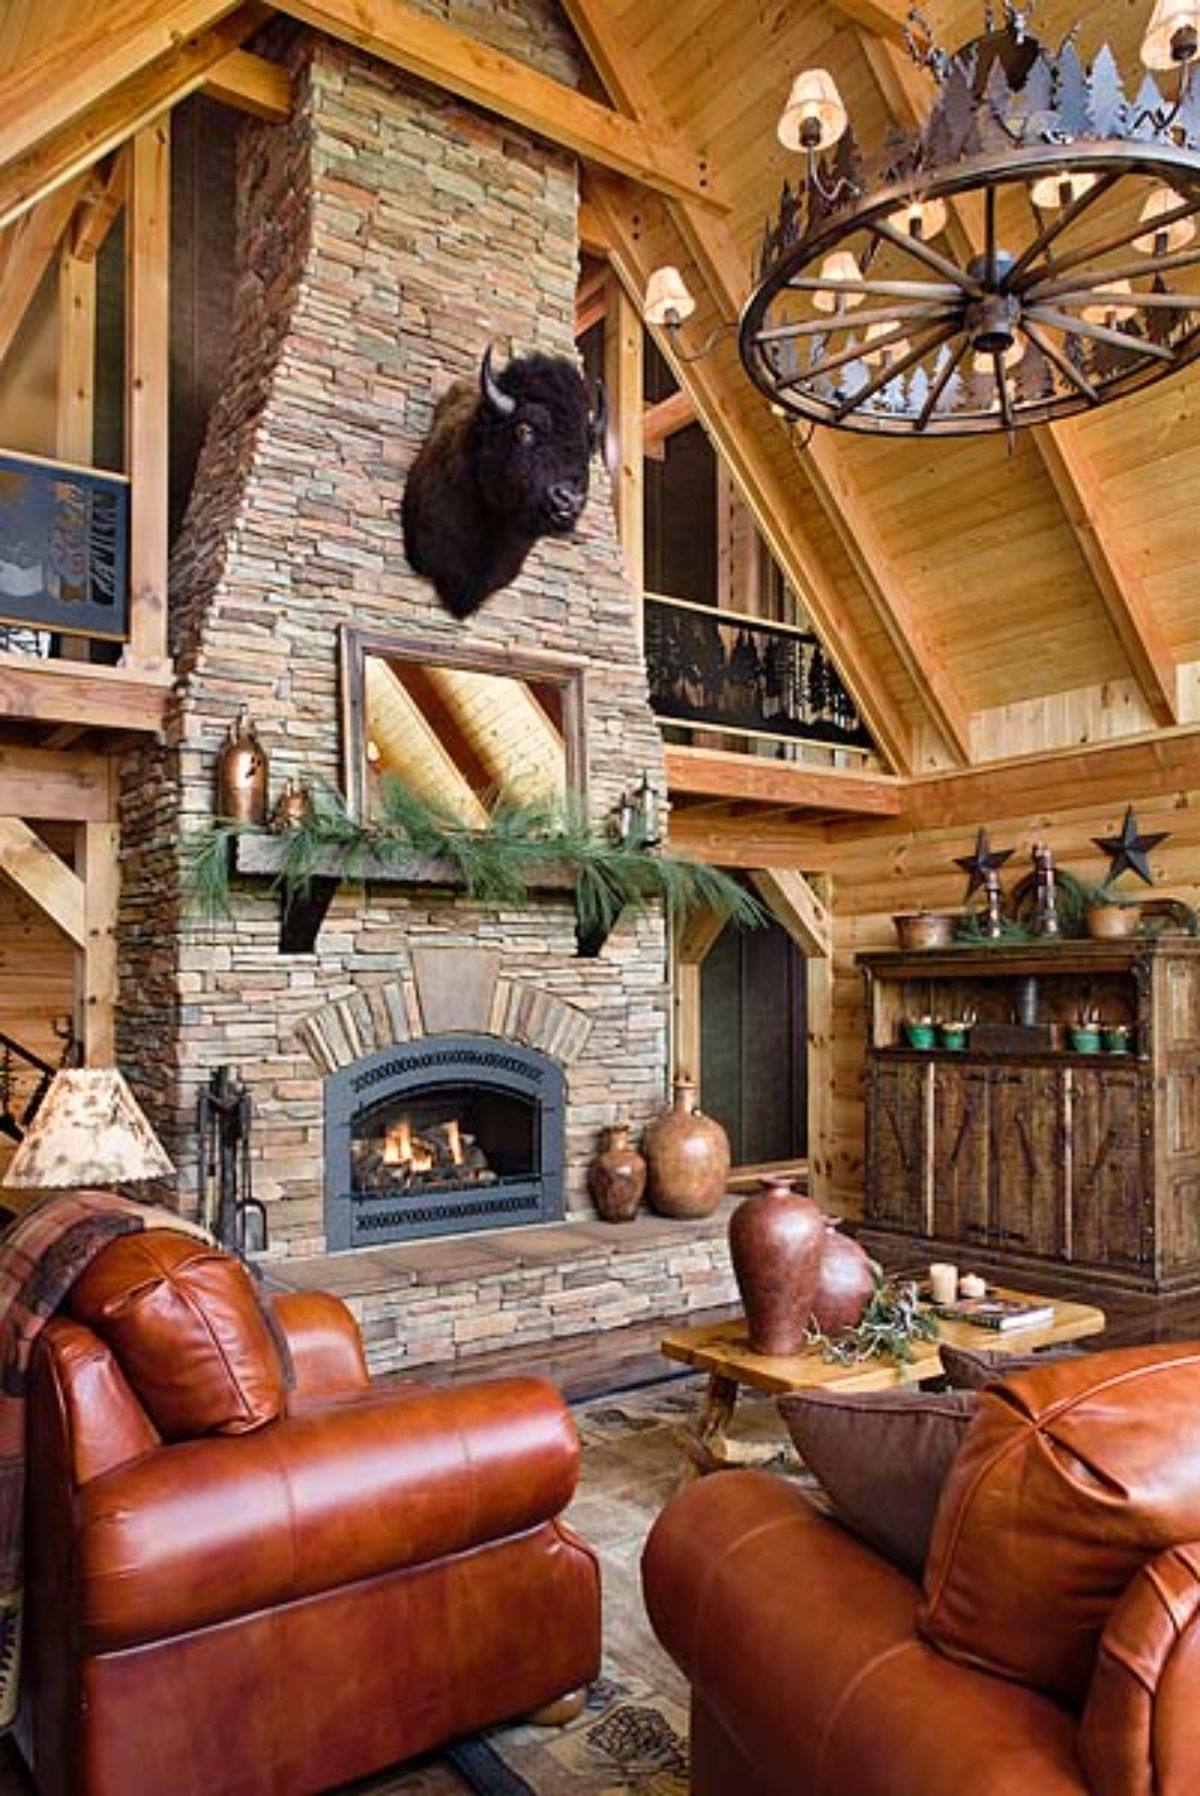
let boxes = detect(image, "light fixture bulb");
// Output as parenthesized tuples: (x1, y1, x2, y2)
(1134, 185, 1197, 252)
(862, 321, 910, 364)
(643, 266, 696, 328)
(813, 251, 865, 313)
(1082, 278, 1138, 324)
(777, 69, 848, 153)
(1141, 0, 1200, 68)
(887, 196, 948, 240)
(1029, 170, 1098, 210)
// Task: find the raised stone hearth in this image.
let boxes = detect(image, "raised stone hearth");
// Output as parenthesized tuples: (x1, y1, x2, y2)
(116, 1, 674, 1269)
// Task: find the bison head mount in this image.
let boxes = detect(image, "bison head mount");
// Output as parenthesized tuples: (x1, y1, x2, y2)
(402, 346, 606, 620)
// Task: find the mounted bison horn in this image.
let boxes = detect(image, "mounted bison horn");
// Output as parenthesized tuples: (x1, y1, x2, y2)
(480, 344, 516, 418)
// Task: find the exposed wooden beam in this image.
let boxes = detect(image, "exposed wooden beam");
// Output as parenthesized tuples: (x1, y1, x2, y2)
(77, 821, 120, 1064)
(858, 30, 1179, 730)
(588, 175, 915, 772)
(804, 873, 835, 1207)
(665, 745, 902, 815)
(751, 868, 832, 958)
(202, 47, 292, 121)
(575, 260, 608, 337)
(643, 388, 695, 459)
(0, 746, 117, 822)
(0, 657, 169, 734)
(273, 0, 725, 214)
(72, 151, 129, 262)
(57, 246, 96, 464)
(0, 175, 89, 365)
(0, 819, 86, 948)
(603, 271, 644, 605)
(0, 6, 271, 234)
(671, 905, 729, 1094)
(124, 121, 171, 678)
(577, 196, 611, 258)
(826, 0, 909, 41)
(668, 810, 835, 871)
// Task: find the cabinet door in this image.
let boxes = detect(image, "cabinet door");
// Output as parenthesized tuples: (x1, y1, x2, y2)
(1068, 1066, 1150, 1271)
(988, 1066, 1065, 1260)
(932, 1064, 990, 1246)
(865, 1059, 930, 1234)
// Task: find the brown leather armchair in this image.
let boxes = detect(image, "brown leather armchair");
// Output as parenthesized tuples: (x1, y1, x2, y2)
(19, 1230, 601, 1796)
(643, 1346, 1200, 1796)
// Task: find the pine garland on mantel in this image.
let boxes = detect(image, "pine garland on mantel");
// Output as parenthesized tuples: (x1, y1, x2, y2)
(186, 776, 767, 940)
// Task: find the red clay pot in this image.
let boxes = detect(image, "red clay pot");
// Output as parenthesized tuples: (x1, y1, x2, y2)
(728, 1175, 825, 1357)
(811, 1222, 875, 1335)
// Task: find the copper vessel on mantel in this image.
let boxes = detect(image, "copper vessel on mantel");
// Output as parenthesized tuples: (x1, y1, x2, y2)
(811, 1219, 875, 1335)
(642, 1077, 729, 1220)
(215, 705, 269, 825)
(729, 1175, 826, 1357)
(587, 1123, 646, 1224)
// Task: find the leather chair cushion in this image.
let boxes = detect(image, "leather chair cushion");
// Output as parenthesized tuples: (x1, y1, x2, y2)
(919, 1345, 1200, 1709)
(939, 1342, 1086, 1391)
(779, 1386, 976, 1578)
(74, 1377, 581, 1650)
(68, 1231, 284, 1439)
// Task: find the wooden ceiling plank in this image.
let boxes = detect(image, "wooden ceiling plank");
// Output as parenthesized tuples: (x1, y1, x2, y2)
(0, 0, 245, 171)
(566, 0, 967, 769)
(0, 818, 86, 947)
(0, 174, 90, 365)
(824, 0, 909, 42)
(271, 0, 726, 214)
(202, 47, 292, 121)
(665, 744, 902, 814)
(0, 4, 272, 234)
(858, 30, 1180, 729)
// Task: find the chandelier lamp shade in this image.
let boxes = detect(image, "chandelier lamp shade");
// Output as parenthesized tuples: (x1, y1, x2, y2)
(645, 1, 1200, 437)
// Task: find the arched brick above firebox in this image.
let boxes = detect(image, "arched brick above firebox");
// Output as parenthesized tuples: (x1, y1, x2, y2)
(295, 947, 593, 1075)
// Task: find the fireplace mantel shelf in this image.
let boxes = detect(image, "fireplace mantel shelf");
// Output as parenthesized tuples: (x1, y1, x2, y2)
(232, 834, 606, 955)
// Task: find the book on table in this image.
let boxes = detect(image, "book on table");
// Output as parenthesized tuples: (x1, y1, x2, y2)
(935, 1295, 1056, 1332)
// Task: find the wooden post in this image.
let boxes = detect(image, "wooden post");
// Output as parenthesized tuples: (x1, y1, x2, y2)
(603, 270, 644, 630)
(671, 906, 727, 1091)
(77, 821, 119, 1065)
(805, 875, 834, 1210)
(57, 245, 96, 463)
(124, 120, 171, 676)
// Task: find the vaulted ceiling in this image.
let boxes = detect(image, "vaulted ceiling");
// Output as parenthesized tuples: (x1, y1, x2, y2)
(3, 0, 1199, 782)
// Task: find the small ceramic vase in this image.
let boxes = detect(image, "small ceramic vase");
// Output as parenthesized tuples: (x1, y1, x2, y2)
(811, 1220, 876, 1335)
(642, 1078, 730, 1220)
(729, 1176, 826, 1357)
(588, 1123, 646, 1224)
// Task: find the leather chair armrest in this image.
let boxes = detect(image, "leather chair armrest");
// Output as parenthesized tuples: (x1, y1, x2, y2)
(272, 1290, 370, 1406)
(77, 1375, 581, 1652)
(1080, 1542, 1200, 1796)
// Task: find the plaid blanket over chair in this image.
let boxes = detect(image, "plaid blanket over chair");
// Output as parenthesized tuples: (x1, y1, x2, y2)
(0, 1190, 207, 1730)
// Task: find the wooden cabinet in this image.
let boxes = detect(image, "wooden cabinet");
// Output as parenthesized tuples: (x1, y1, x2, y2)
(859, 941, 1200, 1294)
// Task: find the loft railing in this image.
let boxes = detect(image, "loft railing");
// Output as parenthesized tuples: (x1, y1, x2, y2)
(0, 449, 130, 647)
(643, 591, 874, 754)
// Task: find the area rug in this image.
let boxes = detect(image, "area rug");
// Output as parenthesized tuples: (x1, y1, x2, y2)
(352, 1376, 802, 1796)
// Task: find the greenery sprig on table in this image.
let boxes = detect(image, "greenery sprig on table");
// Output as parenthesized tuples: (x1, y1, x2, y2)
(808, 1270, 939, 1366)
(186, 775, 767, 939)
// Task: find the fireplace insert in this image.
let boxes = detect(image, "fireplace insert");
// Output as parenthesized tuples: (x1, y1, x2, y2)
(325, 1034, 565, 1248)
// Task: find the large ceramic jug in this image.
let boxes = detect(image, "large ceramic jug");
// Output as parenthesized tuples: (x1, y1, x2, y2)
(728, 1175, 825, 1356)
(642, 1078, 729, 1219)
(811, 1219, 876, 1335)
(215, 705, 269, 825)
(587, 1123, 646, 1224)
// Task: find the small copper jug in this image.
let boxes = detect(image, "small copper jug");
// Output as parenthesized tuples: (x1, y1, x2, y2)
(215, 706, 269, 825)
(271, 777, 315, 833)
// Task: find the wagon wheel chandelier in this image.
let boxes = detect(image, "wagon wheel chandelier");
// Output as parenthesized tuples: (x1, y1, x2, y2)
(647, 1, 1200, 438)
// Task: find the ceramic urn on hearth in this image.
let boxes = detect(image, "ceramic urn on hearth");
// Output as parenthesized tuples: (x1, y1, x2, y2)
(588, 1122, 646, 1224)
(642, 1077, 730, 1219)
(729, 1175, 826, 1356)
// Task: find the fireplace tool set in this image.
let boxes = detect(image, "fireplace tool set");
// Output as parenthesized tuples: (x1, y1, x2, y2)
(198, 1065, 267, 1254)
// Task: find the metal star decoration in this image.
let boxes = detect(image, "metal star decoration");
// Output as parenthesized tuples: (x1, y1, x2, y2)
(1092, 807, 1169, 887)
(954, 828, 1014, 900)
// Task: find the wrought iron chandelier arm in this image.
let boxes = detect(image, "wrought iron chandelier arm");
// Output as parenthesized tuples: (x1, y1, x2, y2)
(918, 336, 970, 428)
(992, 346, 1015, 430)
(869, 216, 985, 295)
(1031, 240, 1200, 301)
(788, 311, 955, 385)
(1014, 192, 1200, 294)
(1024, 303, 1177, 359)
(785, 274, 963, 301)
(1003, 171, 1124, 291)
(833, 320, 959, 421)
(756, 300, 955, 342)
(1049, 286, 1200, 309)
(1020, 316, 1101, 402)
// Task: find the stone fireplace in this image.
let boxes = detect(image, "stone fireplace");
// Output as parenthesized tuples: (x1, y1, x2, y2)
(116, 2, 673, 1260)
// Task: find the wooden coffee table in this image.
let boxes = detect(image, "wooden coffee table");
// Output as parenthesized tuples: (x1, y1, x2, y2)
(661, 1291, 1106, 1477)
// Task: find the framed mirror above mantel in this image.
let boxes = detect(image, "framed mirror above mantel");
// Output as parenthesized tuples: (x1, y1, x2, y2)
(339, 626, 588, 825)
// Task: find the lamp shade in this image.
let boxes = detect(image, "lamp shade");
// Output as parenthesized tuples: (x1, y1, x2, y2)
(1029, 170, 1097, 210)
(1082, 277, 1137, 323)
(863, 320, 911, 364)
(1142, 0, 1200, 68)
(813, 251, 865, 312)
(644, 265, 696, 326)
(1134, 184, 1197, 252)
(4, 1068, 174, 1189)
(888, 196, 948, 241)
(778, 69, 848, 153)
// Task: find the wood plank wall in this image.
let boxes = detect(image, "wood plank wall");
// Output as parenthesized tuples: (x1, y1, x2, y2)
(824, 783, 1200, 1220)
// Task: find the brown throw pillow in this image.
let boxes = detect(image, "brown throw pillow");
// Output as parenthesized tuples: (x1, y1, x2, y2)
(778, 1386, 977, 1580)
(939, 1342, 1085, 1391)
(919, 1345, 1200, 1709)
(69, 1231, 285, 1440)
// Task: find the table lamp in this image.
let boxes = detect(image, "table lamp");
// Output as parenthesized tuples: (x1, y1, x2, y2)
(3, 1067, 174, 1196)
